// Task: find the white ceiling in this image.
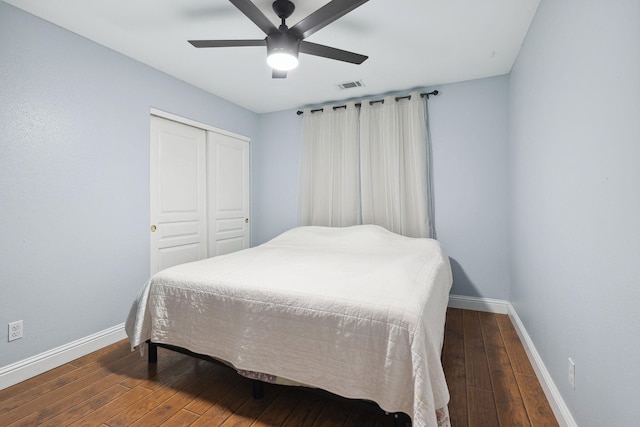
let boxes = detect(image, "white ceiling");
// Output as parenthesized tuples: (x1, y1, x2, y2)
(6, 0, 540, 114)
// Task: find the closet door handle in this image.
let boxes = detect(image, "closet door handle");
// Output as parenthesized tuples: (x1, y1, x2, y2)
(150, 225, 157, 232)
(245, 218, 249, 224)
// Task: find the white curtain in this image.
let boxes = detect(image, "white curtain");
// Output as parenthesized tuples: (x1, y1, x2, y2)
(360, 92, 432, 238)
(300, 92, 432, 238)
(299, 102, 360, 227)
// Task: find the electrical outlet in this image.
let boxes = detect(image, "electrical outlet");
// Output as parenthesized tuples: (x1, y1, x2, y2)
(8, 320, 23, 342)
(568, 358, 575, 389)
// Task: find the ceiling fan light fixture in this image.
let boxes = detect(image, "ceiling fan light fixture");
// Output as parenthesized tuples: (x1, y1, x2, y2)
(266, 32, 300, 71)
(267, 52, 299, 71)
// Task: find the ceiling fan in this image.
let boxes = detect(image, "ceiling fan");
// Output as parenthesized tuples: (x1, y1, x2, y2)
(188, 0, 369, 79)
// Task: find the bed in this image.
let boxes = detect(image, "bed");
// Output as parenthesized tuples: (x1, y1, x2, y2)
(125, 225, 453, 427)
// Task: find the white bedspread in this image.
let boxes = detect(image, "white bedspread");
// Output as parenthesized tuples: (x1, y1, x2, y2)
(126, 225, 452, 427)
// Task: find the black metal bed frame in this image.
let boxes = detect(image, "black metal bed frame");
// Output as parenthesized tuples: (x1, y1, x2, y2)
(146, 340, 410, 426)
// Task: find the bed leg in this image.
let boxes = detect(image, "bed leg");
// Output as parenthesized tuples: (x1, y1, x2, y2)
(251, 380, 264, 400)
(147, 341, 158, 363)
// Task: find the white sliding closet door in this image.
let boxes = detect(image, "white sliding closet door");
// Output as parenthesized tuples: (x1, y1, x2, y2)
(150, 116, 207, 275)
(208, 132, 250, 256)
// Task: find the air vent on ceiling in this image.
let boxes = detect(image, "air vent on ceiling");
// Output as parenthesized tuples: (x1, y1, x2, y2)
(337, 80, 365, 90)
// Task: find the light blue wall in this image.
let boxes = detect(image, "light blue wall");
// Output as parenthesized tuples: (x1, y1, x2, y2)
(0, 3, 258, 367)
(252, 77, 511, 300)
(509, 0, 640, 425)
(251, 110, 303, 246)
(429, 77, 510, 299)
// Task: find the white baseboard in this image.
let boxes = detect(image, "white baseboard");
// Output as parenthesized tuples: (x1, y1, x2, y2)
(448, 293, 509, 314)
(508, 305, 577, 427)
(0, 323, 127, 391)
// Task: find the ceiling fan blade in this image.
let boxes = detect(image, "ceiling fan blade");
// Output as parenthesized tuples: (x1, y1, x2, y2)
(290, 0, 369, 39)
(300, 41, 368, 64)
(189, 39, 266, 48)
(272, 69, 288, 79)
(229, 0, 278, 35)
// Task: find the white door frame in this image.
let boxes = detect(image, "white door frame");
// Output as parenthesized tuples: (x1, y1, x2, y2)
(150, 108, 250, 143)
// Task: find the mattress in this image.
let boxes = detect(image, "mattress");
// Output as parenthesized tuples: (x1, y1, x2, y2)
(125, 225, 453, 427)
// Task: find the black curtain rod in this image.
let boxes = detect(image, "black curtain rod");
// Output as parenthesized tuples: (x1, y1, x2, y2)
(296, 90, 439, 115)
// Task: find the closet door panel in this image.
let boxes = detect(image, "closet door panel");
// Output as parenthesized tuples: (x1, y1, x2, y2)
(208, 132, 250, 256)
(150, 116, 207, 275)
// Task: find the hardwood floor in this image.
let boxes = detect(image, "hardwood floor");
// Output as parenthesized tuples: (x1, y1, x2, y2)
(442, 309, 558, 426)
(0, 309, 558, 426)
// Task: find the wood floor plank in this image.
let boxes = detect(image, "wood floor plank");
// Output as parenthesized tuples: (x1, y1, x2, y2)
(159, 408, 200, 425)
(516, 373, 559, 427)
(67, 340, 133, 368)
(189, 378, 253, 427)
(467, 386, 499, 427)
(479, 311, 531, 427)
(104, 358, 220, 426)
(6, 358, 146, 426)
(219, 383, 283, 427)
(117, 348, 201, 391)
(0, 350, 137, 417)
(36, 384, 131, 427)
(443, 308, 468, 427)
(248, 385, 304, 427)
(0, 363, 78, 403)
(280, 392, 328, 427)
(183, 365, 243, 415)
(496, 314, 536, 376)
(129, 363, 217, 426)
(68, 385, 152, 426)
(463, 310, 492, 391)
(103, 385, 181, 427)
(8, 346, 164, 423)
(0, 368, 84, 418)
(309, 395, 353, 427)
(2, 351, 142, 425)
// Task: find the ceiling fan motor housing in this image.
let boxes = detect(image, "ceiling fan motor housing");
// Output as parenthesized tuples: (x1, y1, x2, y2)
(267, 32, 300, 53)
